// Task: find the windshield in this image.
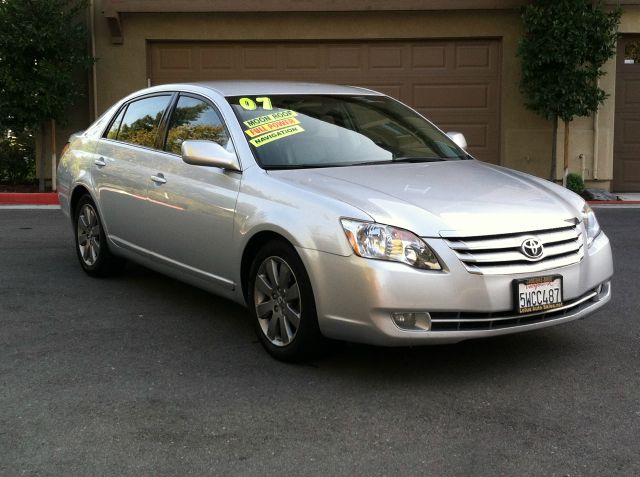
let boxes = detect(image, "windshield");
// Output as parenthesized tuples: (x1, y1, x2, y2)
(227, 94, 468, 169)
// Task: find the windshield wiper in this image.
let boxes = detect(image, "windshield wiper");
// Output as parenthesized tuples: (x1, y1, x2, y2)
(265, 162, 366, 170)
(345, 157, 444, 167)
(391, 156, 446, 162)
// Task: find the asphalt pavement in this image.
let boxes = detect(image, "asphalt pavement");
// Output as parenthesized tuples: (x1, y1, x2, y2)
(0, 208, 638, 476)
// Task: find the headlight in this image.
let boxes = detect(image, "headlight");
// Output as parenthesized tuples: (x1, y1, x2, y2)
(582, 203, 601, 246)
(340, 219, 442, 270)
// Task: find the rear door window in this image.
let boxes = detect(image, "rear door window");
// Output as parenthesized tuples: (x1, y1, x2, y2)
(105, 107, 126, 140)
(106, 95, 172, 148)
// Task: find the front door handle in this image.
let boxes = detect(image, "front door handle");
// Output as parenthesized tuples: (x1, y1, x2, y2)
(150, 174, 167, 185)
(94, 157, 106, 167)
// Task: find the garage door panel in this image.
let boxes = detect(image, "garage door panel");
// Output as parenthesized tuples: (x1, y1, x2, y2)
(454, 42, 498, 74)
(411, 45, 448, 70)
(368, 45, 406, 71)
(327, 45, 363, 71)
(201, 46, 236, 71)
(621, 78, 640, 106)
(158, 46, 193, 71)
(413, 84, 490, 110)
(242, 47, 278, 70)
(285, 46, 322, 70)
(149, 39, 501, 164)
(455, 45, 490, 68)
(621, 117, 640, 145)
(622, 158, 640, 177)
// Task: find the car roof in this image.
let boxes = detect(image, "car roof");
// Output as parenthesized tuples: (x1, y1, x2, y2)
(145, 80, 383, 97)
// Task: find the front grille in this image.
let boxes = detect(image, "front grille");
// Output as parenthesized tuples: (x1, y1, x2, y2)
(430, 288, 598, 331)
(443, 224, 584, 275)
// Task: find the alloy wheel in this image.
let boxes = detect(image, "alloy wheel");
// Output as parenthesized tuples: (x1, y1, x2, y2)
(253, 256, 301, 347)
(77, 203, 101, 267)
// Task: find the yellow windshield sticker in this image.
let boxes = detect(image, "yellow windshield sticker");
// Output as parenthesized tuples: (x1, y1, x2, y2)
(244, 117, 300, 138)
(249, 125, 305, 147)
(256, 97, 273, 110)
(239, 97, 257, 110)
(239, 97, 273, 111)
(243, 110, 297, 128)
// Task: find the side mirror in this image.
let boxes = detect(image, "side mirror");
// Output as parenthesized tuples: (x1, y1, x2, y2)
(181, 140, 241, 171)
(446, 131, 468, 150)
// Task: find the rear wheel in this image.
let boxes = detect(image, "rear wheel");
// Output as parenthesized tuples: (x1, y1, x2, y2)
(248, 241, 324, 361)
(74, 195, 125, 277)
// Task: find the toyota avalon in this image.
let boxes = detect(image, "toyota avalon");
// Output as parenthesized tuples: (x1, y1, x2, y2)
(57, 81, 613, 361)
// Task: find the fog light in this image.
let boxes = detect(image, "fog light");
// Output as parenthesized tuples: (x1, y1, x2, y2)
(391, 312, 431, 331)
(593, 281, 610, 302)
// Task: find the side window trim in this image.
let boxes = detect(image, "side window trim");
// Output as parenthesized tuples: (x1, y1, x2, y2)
(161, 92, 234, 157)
(101, 92, 173, 151)
(158, 92, 181, 152)
(154, 92, 179, 150)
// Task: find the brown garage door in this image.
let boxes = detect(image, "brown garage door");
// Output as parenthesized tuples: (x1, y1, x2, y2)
(613, 36, 640, 192)
(149, 40, 501, 163)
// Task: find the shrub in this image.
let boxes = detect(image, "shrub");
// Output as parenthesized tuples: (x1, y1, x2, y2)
(566, 173, 585, 194)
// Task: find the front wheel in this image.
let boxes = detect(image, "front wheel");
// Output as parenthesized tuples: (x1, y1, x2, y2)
(248, 241, 324, 362)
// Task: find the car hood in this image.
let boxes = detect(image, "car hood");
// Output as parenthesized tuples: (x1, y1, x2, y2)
(268, 160, 583, 237)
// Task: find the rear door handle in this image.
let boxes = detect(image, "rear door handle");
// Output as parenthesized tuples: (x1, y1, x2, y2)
(94, 157, 106, 167)
(150, 174, 167, 185)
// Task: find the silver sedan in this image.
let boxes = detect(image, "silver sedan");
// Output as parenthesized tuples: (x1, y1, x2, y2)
(57, 81, 613, 361)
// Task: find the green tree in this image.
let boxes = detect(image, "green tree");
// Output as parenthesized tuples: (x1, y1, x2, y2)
(518, 0, 620, 184)
(0, 130, 35, 184)
(170, 103, 208, 126)
(0, 0, 93, 190)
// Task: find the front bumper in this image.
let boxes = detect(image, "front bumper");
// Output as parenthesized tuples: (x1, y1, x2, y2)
(297, 231, 613, 346)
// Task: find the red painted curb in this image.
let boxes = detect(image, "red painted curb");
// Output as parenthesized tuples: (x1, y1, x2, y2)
(0, 193, 635, 207)
(0, 193, 60, 205)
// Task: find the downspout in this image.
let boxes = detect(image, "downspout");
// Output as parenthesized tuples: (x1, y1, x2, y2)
(593, 79, 600, 180)
(90, 0, 98, 120)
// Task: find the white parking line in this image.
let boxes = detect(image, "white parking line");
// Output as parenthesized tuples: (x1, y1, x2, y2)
(591, 204, 640, 209)
(0, 205, 61, 210)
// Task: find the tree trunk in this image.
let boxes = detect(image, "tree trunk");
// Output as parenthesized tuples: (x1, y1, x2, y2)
(550, 115, 558, 181)
(50, 118, 57, 192)
(563, 119, 570, 187)
(38, 123, 45, 192)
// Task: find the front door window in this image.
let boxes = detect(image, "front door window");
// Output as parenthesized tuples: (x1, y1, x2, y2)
(165, 96, 231, 154)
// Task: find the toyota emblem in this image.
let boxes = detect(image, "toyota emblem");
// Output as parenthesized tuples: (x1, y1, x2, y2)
(520, 237, 544, 260)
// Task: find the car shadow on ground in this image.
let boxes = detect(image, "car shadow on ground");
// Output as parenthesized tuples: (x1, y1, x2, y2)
(109, 261, 590, 385)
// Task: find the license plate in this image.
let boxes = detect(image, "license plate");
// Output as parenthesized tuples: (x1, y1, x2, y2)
(513, 275, 563, 314)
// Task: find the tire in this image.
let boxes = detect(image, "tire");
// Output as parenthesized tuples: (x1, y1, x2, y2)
(248, 240, 325, 362)
(73, 195, 125, 277)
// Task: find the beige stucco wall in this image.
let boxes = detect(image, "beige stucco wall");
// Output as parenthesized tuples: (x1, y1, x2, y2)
(91, 3, 640, 189)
